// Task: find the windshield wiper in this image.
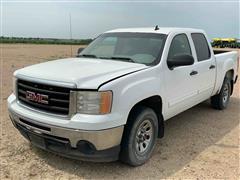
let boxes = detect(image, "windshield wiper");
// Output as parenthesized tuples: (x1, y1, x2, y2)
(99, 56, 135, 63)
(78, 54, 135, 63)
(77, 54, 97, 58)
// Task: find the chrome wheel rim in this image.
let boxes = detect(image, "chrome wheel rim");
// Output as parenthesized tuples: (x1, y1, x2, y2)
(135, 119, 153, 154)
(222, 84, 229, 103)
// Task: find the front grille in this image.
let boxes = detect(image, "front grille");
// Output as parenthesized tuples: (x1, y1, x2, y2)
(17, 79, 70, 115)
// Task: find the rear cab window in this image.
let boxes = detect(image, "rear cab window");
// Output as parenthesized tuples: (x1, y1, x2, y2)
(191, 33, 211, 61)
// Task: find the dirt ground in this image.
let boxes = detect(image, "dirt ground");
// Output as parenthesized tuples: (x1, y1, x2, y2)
(0, 44, 239, 179)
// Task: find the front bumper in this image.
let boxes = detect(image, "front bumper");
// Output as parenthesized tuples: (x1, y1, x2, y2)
(10, 116, 120, 162)
(8, 96, 124, 162)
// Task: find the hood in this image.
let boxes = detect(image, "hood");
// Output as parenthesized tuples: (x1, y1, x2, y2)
(15, 58, 147, 89)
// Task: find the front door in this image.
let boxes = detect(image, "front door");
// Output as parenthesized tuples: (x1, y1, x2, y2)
(163, 33, 199, 119)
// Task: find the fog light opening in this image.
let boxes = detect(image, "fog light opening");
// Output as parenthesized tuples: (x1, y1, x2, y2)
(77, 140, 96, 155)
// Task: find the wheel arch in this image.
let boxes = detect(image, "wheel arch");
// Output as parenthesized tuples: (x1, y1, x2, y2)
(225, 69, 234, 95)
(126, 95, 164, 138)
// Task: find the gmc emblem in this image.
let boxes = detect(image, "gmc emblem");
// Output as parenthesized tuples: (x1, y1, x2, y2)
(26, 91, 49, 104)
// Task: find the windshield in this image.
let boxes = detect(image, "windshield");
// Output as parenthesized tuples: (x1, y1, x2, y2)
(79, 32, 167, 65)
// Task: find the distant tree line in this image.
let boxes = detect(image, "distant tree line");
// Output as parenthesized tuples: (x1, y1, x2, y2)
(0, 36, 92, 45)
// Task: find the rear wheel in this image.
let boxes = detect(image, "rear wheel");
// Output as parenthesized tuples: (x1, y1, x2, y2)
(120, 106, 159, 166)
(211, 77, 231, 110)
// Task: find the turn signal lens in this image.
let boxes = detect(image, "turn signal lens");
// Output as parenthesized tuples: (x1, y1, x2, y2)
(100, 91, 112, 114)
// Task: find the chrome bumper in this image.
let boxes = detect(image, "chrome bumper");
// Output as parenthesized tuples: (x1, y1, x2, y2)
(9, 109, 124, 151)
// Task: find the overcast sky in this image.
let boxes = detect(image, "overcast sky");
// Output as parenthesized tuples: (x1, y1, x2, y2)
(1, 1, 239, 40)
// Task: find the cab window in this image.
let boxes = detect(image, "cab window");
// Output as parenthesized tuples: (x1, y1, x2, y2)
(167, 34, 192, 60)
(191, 33, 211, 61)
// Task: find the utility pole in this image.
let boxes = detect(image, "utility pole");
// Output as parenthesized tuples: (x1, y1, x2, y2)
(69, 13, 73, 56)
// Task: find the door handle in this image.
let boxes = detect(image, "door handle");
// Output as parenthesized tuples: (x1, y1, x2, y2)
(209, 65, 215, 69)
(190, 70, 198, 76)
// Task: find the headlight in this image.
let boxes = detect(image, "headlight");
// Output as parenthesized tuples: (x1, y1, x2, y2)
(12, 77, 17, 95)
(77, 91, 112, 114)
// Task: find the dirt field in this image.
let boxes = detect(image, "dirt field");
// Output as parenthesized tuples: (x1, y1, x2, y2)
(0, 44, 239, 179)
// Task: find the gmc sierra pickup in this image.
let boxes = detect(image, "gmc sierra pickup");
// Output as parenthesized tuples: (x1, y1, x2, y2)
(8, 27, 238, 166)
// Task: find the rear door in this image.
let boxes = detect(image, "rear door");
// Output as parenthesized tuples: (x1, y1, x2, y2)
(191, 33, 216, 100)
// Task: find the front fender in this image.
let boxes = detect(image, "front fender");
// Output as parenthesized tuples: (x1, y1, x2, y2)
(99, 67, 163, 126)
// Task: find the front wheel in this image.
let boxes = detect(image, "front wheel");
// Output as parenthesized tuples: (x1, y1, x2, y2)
(211, 77, 231, 110)
(120, 106, 159, 166)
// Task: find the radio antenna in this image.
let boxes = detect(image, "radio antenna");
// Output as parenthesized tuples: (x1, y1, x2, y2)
(69, 13, 73, 56)
(154, 25, 159, 31)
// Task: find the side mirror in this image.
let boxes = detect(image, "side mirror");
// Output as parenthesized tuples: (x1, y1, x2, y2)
(167, 54, 194, 69)
(77, 48, 84, 55)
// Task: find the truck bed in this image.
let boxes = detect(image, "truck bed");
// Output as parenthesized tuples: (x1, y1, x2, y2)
(213, 48, 239, 55)
(212, 50, 238, 96)
(213, 49, 230, 55)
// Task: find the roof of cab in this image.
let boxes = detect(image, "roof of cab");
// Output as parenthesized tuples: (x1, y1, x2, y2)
(105, 27, 204, 35)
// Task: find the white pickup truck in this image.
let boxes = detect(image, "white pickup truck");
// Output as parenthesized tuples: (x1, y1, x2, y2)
(8, 27, 238, 166)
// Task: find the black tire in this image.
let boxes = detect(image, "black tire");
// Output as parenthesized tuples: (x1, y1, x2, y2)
(120, 106, 159, 166)
(211, 77, 231, 110)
